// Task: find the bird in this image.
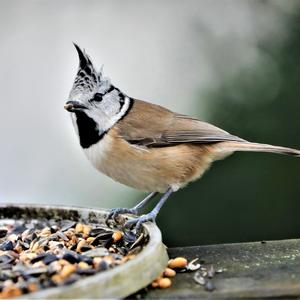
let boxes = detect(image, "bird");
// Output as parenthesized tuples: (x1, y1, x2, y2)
(64, 44, 300, 231)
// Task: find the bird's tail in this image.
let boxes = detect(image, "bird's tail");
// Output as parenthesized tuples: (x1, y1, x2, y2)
(215, 141, 300, 157)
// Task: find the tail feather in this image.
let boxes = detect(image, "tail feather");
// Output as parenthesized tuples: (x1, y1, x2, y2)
(216, 141, 300, 157)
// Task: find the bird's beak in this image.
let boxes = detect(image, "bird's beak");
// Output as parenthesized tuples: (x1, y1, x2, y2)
(64, 101, 87, 112)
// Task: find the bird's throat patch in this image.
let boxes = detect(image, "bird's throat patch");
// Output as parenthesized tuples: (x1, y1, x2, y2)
(75, 111, 106, 148)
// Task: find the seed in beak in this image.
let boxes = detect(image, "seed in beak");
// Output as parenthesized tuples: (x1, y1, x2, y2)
(64, 103, 73, 111)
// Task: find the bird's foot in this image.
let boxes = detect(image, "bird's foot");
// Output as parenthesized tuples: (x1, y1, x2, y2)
(106, 207, 138, 225)
(125, 212, 156, 233)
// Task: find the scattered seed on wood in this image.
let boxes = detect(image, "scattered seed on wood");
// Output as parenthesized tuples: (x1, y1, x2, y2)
(157, 277, 172, 289)
(207, 265, 215, 278)
(163, 268, 176, 277)
(192, 260, 223, 292)
(187, 258, 201, 271)
(168, 257, 188, 269)
(204, 280, 216, 291)
(148, 256, 223, 294)
(194, 271, 206, 285)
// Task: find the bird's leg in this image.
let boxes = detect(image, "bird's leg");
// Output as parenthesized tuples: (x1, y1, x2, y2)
(106, 192, 158, 222)
(132, 192, 158, 212)
(125, 187, 173, 232)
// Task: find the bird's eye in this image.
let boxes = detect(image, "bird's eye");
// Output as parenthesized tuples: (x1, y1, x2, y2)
(90, 93, 103, 103)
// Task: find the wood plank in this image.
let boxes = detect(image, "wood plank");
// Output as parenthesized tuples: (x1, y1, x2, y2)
(139, 239, 300, 299)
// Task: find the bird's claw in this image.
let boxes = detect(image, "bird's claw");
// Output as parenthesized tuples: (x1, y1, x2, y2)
(125, 212, 156, 232)
(106, 208, 138, 225)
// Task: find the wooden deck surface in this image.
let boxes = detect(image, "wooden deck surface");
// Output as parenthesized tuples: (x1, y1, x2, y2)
(135, 239, 300, 299)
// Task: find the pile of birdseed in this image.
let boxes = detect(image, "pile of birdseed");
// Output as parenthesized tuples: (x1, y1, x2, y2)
(0, 218, 146, 298)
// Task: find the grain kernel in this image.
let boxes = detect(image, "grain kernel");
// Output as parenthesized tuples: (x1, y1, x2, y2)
(19, 252, 37, 263)
(112, 231, 123, 243)
(31, 242, 39, 252)
(75, 223, 83, 233)
(108, 247, 116, 253)
(158, 277, 172, 289)
(1, 286, 22, 298)
(65, 229, 75, 239)
(27, 283, 38, 293)
(58, 259, 70, 266)
(93, 257, 102, 267)
(14, 242, 23, 254)
(51, 274, 62, 284)
(78, 261, 89, 269)
(32, 261, 45, 268)
(86, 237, 95, 244)
(60, 264, 76, 278)
(168, 257, 187, 269)
(76, 239, 86, 252)
(40, 227, 51, 237)
(82, 225, 91, 235)
(163, 267, 176, 277)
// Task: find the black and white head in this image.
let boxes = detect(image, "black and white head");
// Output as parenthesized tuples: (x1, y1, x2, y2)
(65, 44, 133, 149)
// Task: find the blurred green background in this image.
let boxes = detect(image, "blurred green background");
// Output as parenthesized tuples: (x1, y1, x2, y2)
(160, 5, 300, 246)
(0, 0, 299, 247)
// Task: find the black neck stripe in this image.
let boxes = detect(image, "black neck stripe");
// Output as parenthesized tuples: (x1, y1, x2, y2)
(75, 111, 106, 149)
(75, 98, 134, 149)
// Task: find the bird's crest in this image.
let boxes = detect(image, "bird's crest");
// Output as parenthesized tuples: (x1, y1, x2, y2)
(69, 43, 102, 100)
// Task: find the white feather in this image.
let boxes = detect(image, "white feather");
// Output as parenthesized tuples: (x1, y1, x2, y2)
(85, 95, 131, 135)
(83, 133, 113, 171)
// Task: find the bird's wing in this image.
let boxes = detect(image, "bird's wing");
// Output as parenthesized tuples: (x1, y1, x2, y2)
(116, 99, 245, 147)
